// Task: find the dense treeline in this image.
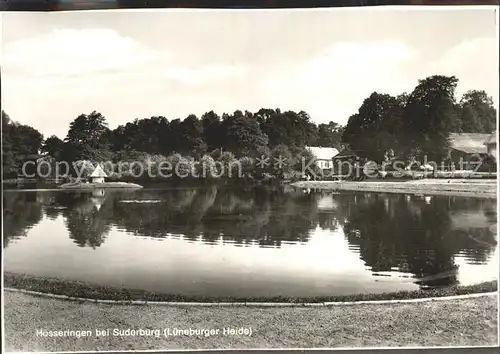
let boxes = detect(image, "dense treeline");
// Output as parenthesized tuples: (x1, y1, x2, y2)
(2, 112, 44, 177)
(343, 75, 497, 162)
(2, 74, 496, 179)
(3, 108, 342, 179)
(57, 108, 342, 160)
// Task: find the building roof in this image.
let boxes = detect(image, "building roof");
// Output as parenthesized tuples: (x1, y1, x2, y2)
(449, 133, 489, 154)
(306, 146, 339, 161)
(90, 164, 108, 178)
(332, 149, 359, 160)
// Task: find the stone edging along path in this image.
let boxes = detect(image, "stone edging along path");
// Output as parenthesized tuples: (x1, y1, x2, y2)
(5, 287, 498, 307)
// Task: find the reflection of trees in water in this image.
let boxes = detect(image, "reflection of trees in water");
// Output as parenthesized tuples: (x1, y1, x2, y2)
(169, 188, 199, 212)
(108, 187, 215, 238)
(268, 188, 317, 242)
(454, 228, 497, 265)
(104, 185, 320, 246)
(317, 212, 341, 231)
(3, 190, 89, 248)
(3, 192, 43, 247)
(200, 186, 318, 244)
(341, 194, 497, 287)
(447, 197, 497, 265)
(44, 206, 62, 220)
(8, 186, 495, 283)
(58, 191, 111, 249)
(38, 192, 67, 220)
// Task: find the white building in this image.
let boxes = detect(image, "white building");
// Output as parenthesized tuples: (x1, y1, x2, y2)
(306, 146, 340, 169)
(89, 165, 107, 183)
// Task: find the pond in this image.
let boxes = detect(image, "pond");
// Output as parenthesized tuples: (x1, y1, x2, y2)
(3, 184, 498, 298)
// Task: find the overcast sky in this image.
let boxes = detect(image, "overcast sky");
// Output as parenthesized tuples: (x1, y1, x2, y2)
(1, 7, 498, 139)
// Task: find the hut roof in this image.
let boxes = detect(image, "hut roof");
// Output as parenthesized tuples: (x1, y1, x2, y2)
(449, 133, 489, 154)
(90, 164, 108, 178)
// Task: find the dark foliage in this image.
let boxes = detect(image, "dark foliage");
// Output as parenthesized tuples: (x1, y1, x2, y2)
(343, 75, 497, 163)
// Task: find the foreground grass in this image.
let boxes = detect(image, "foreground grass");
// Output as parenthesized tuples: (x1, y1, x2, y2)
(4, 291, 498, 351)
(4, 272, 498, 303)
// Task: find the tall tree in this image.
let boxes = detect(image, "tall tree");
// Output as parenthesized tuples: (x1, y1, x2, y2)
(168, 118, 183, 154)
(257, 109, 318, 148)
(201, 111, 223, 152)
(64, 111, 111, 161)
(287, 110, 318, 147)
(180, 114, 207, 157)
(459, 90, 496, 133)
(109, 125, 128, 153)
(259, 109, 288, 148)
(2, 111, 16, 176)
(342, 92, 404, 161)
(2, 111, 44, 177)
(42, 135, 65, 159)
(316, 121, 344, 149)
(225, 111, 269, 157)
(459, 105, 483, 133)
(111, 116, 169, 154)
(402, 75, 459, 161)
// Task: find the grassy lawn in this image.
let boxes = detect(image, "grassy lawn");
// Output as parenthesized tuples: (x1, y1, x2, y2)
(4, 291, 497, 351)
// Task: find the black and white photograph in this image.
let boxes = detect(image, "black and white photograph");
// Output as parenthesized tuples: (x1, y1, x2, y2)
(1, 4, 499, 352)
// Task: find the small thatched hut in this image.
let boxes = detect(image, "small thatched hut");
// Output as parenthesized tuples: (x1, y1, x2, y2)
(89, 165, 107, 183)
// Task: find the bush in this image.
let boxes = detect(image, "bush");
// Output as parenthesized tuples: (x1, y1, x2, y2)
(269, 145, 293, 178)
(166, 154, 195, 178)
(238, 156, 254, 178)
(215, 151, 238, 178)
(197, 155, 217, 178)
(292, 148, 320, 177)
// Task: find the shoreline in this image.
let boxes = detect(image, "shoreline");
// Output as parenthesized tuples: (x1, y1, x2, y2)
(4, 272, 498, 304)
(58, 181, 144, 189)
(291, 179, 497, 198)
(4, 178, 498, 199)
(5, 287, 498, 307)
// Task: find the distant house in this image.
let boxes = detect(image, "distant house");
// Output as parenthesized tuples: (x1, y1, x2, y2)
(331, 149, 365, 177)
(306, 146, 339, 169)
(484, 131, 497, 160)
(89, 165, 108, 183)
(449, 133, 490, 169)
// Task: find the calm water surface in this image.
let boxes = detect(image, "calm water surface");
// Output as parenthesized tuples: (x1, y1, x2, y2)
(3, 184, 498, 298)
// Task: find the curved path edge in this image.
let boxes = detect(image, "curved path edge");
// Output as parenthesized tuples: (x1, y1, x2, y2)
(4, 287, 498, 307)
